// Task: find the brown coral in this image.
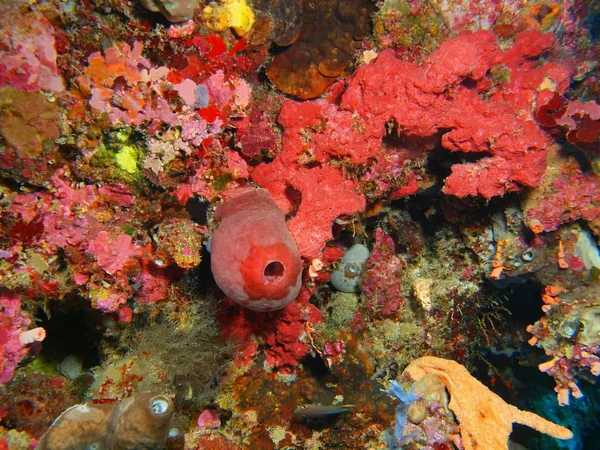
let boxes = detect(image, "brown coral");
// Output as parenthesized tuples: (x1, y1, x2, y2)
(140, 0, 202, 22)
(403, 356, 573, 450)
(266, 0, 374, 99)
(38, 392, 174, 450)
(251, 0, 303, 47)
(0, 87, 62, 185)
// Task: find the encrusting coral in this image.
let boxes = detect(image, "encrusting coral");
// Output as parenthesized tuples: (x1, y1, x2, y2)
(402, 356, 574, 450)
(265, 0, 374, 99)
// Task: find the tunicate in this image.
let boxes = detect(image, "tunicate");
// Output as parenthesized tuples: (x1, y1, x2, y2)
(166, 427, 185, 450)
(152, 397, 171, 414)
(140, 0, 201, 22)
(558, 320, 580, 339)
(38, 392, 174, 450)
(574, 228, 600, 271)
(330, 244, 370, 293)
(57, 355, 84, 380)
(521, 250, 534, 261)
(576, 307, 600, 346)
(407, 402, 427, 425)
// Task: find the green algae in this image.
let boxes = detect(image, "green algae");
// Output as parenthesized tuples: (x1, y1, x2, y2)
(373, 0, 449, 56)
(88, 128, 146, 186)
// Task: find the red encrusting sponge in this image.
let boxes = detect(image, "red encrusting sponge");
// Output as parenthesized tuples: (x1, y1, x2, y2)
(210, 188, 303, 311)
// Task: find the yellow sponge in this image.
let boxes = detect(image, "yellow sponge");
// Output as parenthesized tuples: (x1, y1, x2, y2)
(203, 0, 255, 36)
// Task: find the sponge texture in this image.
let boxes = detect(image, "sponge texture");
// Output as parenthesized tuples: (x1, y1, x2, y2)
(210, 188, 302, 311)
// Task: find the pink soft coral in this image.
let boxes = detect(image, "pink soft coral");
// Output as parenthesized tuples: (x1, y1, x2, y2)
(0, 8, 64, 93)
(0, 293, 36, 383)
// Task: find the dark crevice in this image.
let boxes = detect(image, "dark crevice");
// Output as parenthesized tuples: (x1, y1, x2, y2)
(36, 296, 105, 370)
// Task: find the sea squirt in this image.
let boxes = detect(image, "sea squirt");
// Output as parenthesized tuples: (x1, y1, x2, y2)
(330, 243, 370, 293)
(210, 187, 303, 311)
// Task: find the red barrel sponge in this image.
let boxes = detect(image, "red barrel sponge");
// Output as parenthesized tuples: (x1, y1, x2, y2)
(210, 188, 303, 311)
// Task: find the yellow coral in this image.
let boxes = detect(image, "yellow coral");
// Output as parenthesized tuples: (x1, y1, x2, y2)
(202, 0, 255, 36)
(403, 356, 573, 450)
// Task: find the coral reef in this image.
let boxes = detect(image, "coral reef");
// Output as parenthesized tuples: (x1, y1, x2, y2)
(0, 0, 598, 447)
(523, 147, 600, 234)
(527, 282, 600, 405)
(373, 0, 450, 55)
(0, 373, 75, 438)
(294, 30, 569, 198)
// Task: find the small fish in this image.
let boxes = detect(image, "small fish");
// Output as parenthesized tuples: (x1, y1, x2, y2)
(294, 404, 356, 419)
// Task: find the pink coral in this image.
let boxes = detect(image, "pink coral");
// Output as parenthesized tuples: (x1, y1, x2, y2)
(174, 144, 250, 204)
(133, 262, 171, 305)
(205, 70, 252, 111)
(360, 228, 408, 318)
(0, 292, 36, 383)
(79, 41, 172, 126)
(3, 170, 169, 313)
(167, 19, 196, 39)
(87, 231, 140, 276)
(0, 8, 64, 93)
(523, 149, 600, 233)
(197, 409, 221, 429)
(235, 107, 281, 160)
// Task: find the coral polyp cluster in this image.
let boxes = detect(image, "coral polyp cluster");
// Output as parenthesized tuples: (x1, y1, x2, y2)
(1, 0, 599, 448)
